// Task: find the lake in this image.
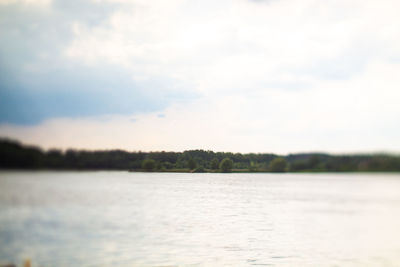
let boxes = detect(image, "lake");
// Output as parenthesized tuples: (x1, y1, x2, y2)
(1, 171, 400, 267)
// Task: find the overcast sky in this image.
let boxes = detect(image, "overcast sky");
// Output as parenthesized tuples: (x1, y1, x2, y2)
(0, 0, 400, 154)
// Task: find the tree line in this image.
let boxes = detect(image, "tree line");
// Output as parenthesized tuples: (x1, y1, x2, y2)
(1, 139, 400, 172)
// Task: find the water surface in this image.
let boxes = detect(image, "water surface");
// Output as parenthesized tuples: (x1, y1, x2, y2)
(1, 171, 400, 266)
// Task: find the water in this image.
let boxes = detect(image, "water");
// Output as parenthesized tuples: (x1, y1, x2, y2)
(1, 171, 400, 267)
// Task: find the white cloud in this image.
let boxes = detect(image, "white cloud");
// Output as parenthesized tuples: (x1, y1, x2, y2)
(64, 0, 400, 93)
(0, 0, 51, 6)
(1, 58, 400, 154)
(2, 0, 400, 153)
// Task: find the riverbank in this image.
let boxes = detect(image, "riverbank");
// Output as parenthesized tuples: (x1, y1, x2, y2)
(2, 139, 400, 172)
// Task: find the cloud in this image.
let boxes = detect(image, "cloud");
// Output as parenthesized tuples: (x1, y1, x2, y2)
(0, 0, 188, 124)
(1, 0, 400, 152)
(1, 59, 400, 154)
(0, 65, 193, 124)
(0, 0, 51, 6)
(63, 0, 400, 92)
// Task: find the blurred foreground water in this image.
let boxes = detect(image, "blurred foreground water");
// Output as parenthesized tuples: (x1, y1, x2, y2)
(1, 171, 400, 267)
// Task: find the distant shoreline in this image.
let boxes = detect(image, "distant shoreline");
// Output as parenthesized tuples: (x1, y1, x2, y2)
(1, 139, 400, 172)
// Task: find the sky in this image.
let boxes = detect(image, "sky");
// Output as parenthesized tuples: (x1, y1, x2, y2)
(0, 0, 400, 154)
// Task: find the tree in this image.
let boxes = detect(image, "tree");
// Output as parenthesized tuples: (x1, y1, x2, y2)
(210, 158, 219, 170)
(187, 157, 197, 170)
(142, 159, 155, 171)
(162, 162, 174, 169)
(249, 161, 258, 172)
(269, 157, 287, 172)
(219, 157, 233, 172)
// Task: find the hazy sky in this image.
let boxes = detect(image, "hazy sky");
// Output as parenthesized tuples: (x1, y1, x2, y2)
(1, 0, 400, 154)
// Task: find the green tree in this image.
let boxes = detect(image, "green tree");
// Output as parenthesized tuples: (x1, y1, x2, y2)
(269, 157, 287, 172)
(142, 159, 156, 171)
(210, 158, 219, 170)
(162, 162, 174, 169)
(249, 161, 257, 172)
(219, 157, 233, 172)
(309, 155, 320, 169)
(187, 157, 197, 170)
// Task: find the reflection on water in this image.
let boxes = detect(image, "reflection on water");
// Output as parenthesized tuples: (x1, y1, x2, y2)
(1, 171, 400, 267)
